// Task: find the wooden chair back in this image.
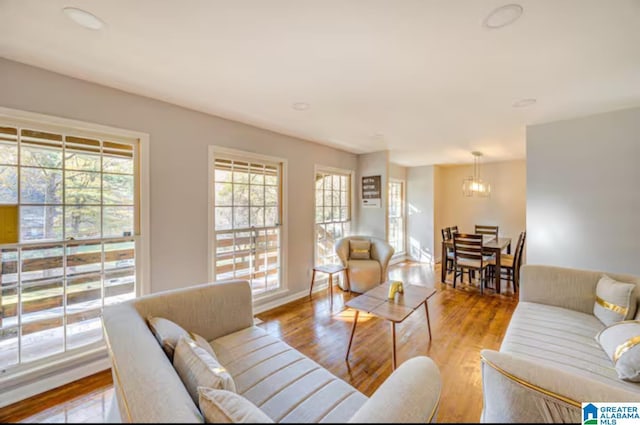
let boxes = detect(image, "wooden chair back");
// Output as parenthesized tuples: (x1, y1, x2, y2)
(441, 227, 452, 241)
(475, 224, 499, 238)
(514, 231, 527, 270)
(453, 233, 484, 262)
(450, 225, 459, 235)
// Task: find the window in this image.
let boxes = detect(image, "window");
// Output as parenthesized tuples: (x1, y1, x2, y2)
(388, 180, 405, 255)
(0, 123, 138, 373)
(315, 169, 351, 266)
(212, 156, 283, 296)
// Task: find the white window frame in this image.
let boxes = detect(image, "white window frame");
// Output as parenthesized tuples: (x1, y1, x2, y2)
(0, 106, 150, 406)
(313, 165, 355, 267)
(388, 178, 406, 257)
(208, 146, 288, 303)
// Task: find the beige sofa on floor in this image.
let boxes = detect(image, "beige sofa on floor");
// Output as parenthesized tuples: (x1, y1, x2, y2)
(103, 279, 441, 423)
(481, 265, 640, 423)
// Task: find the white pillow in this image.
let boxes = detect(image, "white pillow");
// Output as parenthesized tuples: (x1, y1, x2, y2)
(147, 316, 216, 360)
(593, 275, 637, 326)
(198, 388, 273, 423)
(173, 336, 236, 404)
(596, 321, 640, 382)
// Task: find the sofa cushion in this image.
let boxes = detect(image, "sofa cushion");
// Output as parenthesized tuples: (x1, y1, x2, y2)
(501, 302, 640, 393)
(198, 388, 273, 423)
(211, 326, 367, 423)
(349, 240, 371, 260)
(174, 336, 236, 404)
(594, 275, 637, 326)
(147, 315, 216, 359)
(596, 321, 640, 382)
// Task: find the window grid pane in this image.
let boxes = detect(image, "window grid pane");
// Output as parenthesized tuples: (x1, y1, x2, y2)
(0, 124, 138, 373)
(315, 170, 351, 268)
(213, 158, 282, 296)
(388, 181, 405, 255)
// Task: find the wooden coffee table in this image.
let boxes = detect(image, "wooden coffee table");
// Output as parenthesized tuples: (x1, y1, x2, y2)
(345, 282, 436, 370)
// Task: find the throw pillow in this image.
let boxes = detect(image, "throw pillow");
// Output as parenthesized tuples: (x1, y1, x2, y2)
(593, 275, 637, 326)
(198, 388, 273, 423)
(147, 316, 216, 359)
(349, 240, 371, 260)
(173, 336, 236, 404)
(596, 321, 640, 382)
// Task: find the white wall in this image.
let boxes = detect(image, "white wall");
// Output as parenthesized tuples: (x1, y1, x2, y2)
(356, 151, 389, 239)
(407, 165, 436, 263)
(389, 162, 407, 181)
(434, 160, 527, 261)
(527, 107, 640, 275)
(0, 58, 358, 305)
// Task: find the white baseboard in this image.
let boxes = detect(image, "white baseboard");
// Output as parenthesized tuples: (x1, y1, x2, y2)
(0, 347, 110, 408)
(253, 281, 336, 315)
(390, 254, 409, 265)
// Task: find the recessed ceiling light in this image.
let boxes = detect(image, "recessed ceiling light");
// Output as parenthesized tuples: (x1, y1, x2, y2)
(513, 98, 537, 108)
(483, 4, 523, 29)
(292, 102, 310, 111)
(62, 7, 105, 30)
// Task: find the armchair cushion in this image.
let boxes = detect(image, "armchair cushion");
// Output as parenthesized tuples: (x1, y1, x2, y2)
(349, 240, 371, 260)
(594, 275, 637, 326)
(347, 260, 382, 293)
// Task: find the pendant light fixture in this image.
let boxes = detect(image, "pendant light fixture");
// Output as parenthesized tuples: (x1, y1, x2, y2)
(462, 152, 491, 197)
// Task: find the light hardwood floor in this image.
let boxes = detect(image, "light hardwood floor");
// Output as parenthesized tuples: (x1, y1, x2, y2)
(0, 262, 518, 423)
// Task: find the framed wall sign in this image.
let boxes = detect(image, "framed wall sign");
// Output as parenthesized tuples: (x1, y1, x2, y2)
(362, 175, 381, 208)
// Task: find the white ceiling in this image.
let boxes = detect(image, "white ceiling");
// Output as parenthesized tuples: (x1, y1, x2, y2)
(1, 1, 639, 166)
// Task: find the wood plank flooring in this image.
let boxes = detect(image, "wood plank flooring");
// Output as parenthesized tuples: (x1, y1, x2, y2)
(0, 262, 517, 423)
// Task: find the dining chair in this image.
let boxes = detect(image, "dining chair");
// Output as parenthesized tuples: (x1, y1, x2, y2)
(441, 227, 454, 275)
(452, 233, 492, 295)
(474, 224, 499, 239)
(488, 231, 526, 292)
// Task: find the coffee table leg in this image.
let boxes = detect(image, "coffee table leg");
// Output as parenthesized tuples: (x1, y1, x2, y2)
(309, 269, 316, 299)
(391, 322, 397, 371)
(329, 273, 333, 310)
(345, 310, 359, 361)
(424, 301, 432, 340)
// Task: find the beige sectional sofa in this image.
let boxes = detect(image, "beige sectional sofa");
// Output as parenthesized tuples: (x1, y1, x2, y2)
(102, 279, 441, 423)
(481, 264, 640, 423)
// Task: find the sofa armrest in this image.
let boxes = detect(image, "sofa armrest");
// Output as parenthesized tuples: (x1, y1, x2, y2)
(519, 265, 601, 314)
(370, 239, 394, 280)
(349, 357, 441, 423)
(335, 237, 350, 267)
(481, 349, 640, 423)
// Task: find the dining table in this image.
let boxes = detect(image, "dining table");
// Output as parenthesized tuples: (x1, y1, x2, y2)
(441, 236, 512, 294)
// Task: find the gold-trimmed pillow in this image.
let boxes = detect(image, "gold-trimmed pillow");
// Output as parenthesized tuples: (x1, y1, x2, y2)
(596, 321, 640, 382)
(198, 388, 273, 423)
(147, 316, 216, 360)
(349, 240, 371, 260)
(173, 336, 236, 403)
(593, 275, 637, 326)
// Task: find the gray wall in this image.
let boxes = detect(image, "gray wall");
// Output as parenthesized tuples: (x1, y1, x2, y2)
(527, 107, 640, 275)
(356, 151, 389, 239)
(407, 165, 436, 263)
(0, 58, 358, 303)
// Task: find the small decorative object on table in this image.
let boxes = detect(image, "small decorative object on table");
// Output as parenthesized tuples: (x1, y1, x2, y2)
(388, 280, 404, 299)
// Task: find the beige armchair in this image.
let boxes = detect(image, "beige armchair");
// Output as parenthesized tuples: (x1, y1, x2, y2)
(335, 235, 395, 293)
